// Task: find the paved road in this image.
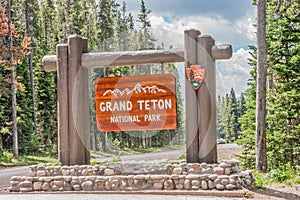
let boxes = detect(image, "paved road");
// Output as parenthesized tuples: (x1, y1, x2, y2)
(0, 166, 30, 189)
(0, 194, 241, 200)
(95, 150, 182, 163)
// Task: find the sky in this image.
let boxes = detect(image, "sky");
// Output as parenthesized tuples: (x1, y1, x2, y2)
(116, 0, 257, 96)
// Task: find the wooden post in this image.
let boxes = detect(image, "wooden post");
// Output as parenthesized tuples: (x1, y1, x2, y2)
(57, 44, 69, 165)
(197, 35, 218, 163)
(185, 29, 201, 163)
(68, 35, 90, 165)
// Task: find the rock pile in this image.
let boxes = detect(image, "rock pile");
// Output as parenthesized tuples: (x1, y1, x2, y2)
(9, 159, 255, 192)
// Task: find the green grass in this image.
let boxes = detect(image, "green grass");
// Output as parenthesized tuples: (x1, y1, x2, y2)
(253, 165, 300, 189)
(0, 152, 59, 169)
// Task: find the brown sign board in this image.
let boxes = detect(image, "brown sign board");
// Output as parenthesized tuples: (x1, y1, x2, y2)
(95, 74, 177, 131)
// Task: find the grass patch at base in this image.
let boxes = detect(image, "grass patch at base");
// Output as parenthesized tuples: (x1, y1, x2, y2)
(0, 152, 59, 169)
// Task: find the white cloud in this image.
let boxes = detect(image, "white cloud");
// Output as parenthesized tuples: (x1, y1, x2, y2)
(149, 13, 256, 49)
(216, 48, 252, 96)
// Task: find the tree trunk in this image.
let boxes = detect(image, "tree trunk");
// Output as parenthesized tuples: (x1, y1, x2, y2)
(256, 0, 267, 173)
(7, 0, 18, 159)
(24, 3, 38, 135)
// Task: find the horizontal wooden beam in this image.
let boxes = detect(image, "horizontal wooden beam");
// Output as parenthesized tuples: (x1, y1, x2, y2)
(211, 44, 232, 60)
(42, 45, 232, 72)
(82, 49, 185, 69)
(42, 55, 57, 72)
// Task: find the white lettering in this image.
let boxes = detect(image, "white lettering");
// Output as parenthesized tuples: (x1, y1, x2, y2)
(150, 99, 158, 109)
(110, 115, 140, 123)
(100, 102, 105, 112)
(99, 101, 133, 112)
(127, 101, 132, 110)
(107, 102, 112, 111)
(145, 100, 150, 110)
(119, 101, 126, 111)
(157, 99, 164, 109)
(144, 114, 161, 122)
(137, 100, 144, 110)
(165, 99, 172, 109)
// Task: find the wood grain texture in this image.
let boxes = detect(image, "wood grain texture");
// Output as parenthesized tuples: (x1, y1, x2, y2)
(95, 74, 177, 131)
(197, 35, 218, 164)
(42, 45, 232, 72)
(184, 29, 201, 163)
(67, 35, 90, 165)
(57, 44, 69, 165)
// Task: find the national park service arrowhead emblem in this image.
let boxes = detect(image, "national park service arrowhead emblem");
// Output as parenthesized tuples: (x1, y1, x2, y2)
(186, 65, 206, 90)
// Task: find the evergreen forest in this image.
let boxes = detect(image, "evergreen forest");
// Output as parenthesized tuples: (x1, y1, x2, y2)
(0, 0, 299, 175)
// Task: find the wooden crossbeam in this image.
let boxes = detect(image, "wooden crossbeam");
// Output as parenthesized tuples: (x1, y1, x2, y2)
(42, 45, 231, 72)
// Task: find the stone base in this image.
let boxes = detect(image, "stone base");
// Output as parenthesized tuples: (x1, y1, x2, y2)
(9, 159, 255, 192)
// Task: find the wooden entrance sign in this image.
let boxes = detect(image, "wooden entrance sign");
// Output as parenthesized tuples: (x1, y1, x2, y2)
(95, 74, 177, 131)
(42, 28, 233, 165)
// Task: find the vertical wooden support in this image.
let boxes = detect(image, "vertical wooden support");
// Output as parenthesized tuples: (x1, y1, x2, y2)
(57, 44, 69, 165)
(68, 35, 90, 165)
(79, 38, 90, 164)
(185, 29, 201, 163)
(197, 35, 218, 163)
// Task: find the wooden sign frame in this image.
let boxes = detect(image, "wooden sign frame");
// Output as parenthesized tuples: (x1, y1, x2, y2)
(42, 28, 232, 165)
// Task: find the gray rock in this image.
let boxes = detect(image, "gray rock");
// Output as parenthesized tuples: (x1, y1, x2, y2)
(221, 179, 229, 185)
(229, 178, 236, 185)
(216, 184, 224, 190)
(10, 176, 19, 181)
(82, 181, 93, 191)
(214, 178, 221, 185)
(19, 180, 32, 188)
(208, 174, 218, 181)
(63, 181, 72, 191)
(219, 162, 229, 168)
(52, 185, 59, 191)
(225, 184, 235, 190)
(54, 180, 63, 187)
(201, 180, 208, 190)
(208, 180, 215, 189)
(164, 179, 175, 190)
(104, 168, 115, 176)
(176, 184, 183, 190)
(73, 184, 81, 191)
(191, 180, 200, 186)
(213, 167, 224, 175)
(224, 168, 231, 175)
(81, 169, 88, 176)
(183, 180, 191, 190)
(42, 182, 50, 191)
(20, 187, 33, 192)
(172, 167, 183, 175)
(192, 185, 199, 190)
(153, 182, 163, 190)
(202, 167, 213, 174)
(33, 182, 43, 190)
(62, 169, 70, 176)
(37, 170, 46, 176)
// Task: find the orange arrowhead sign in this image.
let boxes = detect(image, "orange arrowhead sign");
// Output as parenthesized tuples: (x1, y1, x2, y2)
(186, 65, 206, 90)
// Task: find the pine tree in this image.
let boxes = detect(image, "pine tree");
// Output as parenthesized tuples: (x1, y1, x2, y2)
(266, 0, 300, 168)
(35, 0, 58, 153)
(0, 2, 31, 156)
(238, 0, 299, 170)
